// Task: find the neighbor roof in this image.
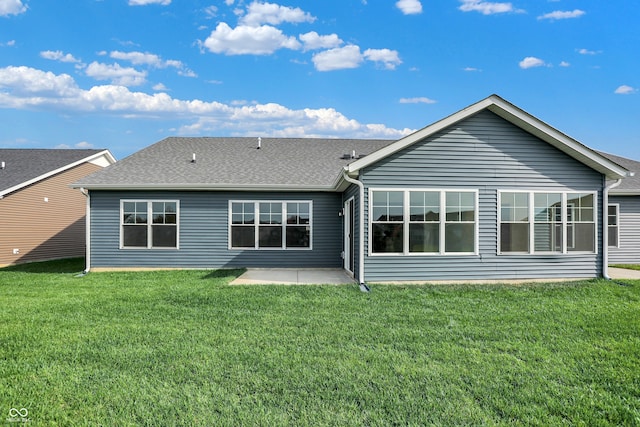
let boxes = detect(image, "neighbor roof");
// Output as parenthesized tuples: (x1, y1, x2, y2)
(347, 94, 631, 180)
(0, 149, 115, 197)
(598, 151, 640, 195)
(73, 137, 395, 191)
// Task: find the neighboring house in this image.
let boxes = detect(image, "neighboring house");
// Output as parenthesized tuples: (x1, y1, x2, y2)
(73, 95, 634, 282)
(599, 152, 640, 264)
(0, 149, 116, 266)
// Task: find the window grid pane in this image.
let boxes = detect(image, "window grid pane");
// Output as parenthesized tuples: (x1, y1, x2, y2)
(122, 200, 178, 249)
(409, 191, 439, 222)
(445, 192, 475, 223)
(231, 201, 311, 250)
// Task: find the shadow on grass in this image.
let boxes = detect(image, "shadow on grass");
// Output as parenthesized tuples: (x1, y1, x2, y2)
(200, 268, 245, 280)
(0, 257, 85, 274)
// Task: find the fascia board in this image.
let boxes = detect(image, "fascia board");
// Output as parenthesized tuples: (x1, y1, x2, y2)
(1, 149, 116, 198)
(609, 189, 640, 196)
(74, 183, 338, 192)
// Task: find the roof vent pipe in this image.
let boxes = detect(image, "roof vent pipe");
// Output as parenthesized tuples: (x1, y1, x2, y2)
(351, 150, 356, 159)
(257, 137, 261, 149)
(0, 161, 4, 169)
(191, 153, 196, 163)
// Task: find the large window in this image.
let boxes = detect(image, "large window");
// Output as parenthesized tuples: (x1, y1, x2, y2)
(608, 204, 619, 248)
(499, 191, 596, 254)
(229, 201, 311, 250)
(370, 189, 477, 255)
(121, 200, 178, 249)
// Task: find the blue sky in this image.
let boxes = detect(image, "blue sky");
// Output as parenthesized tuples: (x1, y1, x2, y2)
(1, 0, 638, 160)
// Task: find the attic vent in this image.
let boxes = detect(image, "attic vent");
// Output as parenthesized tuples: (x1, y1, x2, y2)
(357, 154, 367, 159)
(341, 150, 360, 160)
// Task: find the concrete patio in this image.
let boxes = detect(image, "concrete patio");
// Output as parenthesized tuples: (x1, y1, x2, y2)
(231, 268, 356, 285)
(229, 267, 640, 285)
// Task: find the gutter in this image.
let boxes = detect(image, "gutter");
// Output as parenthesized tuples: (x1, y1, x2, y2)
(79, 188, 91, 274)
(341, 169, 367, 288)
(603, 178, 623, 280)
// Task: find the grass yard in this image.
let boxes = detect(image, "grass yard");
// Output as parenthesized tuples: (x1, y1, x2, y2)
(1, 259, 639, 426)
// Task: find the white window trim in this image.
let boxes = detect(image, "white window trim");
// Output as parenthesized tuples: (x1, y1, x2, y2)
(368, 188, 479, 256)
(120, 199, 180, 250)
(497, 190, 598, 255)
(607, 203, 620, 248)
(228, 200, 313, 250)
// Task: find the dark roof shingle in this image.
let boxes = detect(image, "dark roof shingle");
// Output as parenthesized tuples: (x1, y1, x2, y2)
(598, 151, 640, 193)
(74, 137, 395, 190)
(0, 149, 106, 194)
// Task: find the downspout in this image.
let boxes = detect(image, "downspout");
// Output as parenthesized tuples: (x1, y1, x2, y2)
(342, 169, 367, 288)
(602, 178, 622, 280)
(79, 188, 91, 274)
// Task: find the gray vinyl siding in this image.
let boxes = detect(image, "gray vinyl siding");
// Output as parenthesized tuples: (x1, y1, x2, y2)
(609, 195, 640, 264)
(89, 190, 343, 269)
(360, 110, 604, 282)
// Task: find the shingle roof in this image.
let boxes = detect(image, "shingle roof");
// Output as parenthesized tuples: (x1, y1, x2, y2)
(598, 151, 640, 194)
(0, 149, 107, 196)
(73, 137, 396, 190)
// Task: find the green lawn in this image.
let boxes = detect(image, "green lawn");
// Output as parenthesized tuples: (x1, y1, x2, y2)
(1, 259, 639, 426)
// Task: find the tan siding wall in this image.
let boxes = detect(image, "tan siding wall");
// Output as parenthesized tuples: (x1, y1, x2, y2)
(0, 162, 102, 266)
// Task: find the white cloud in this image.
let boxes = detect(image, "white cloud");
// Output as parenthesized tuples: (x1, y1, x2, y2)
(399, 97, 437, 104)
(0, 0, 27, 16)
(75, 141, 94, 149)
(299, 31, 343, 52)
(0, 65, 413, 139)
(538, 9, 585, 21)
(110, 51, 166, 66)
(519, 56, 546, 69)
(363, 48, 402, 70)
(153, 83, 169, 91)
(312, 45, 363, 71)
(202, 22, 301, 55)
(463, 66, 482, 72)
(40, 50, 82, 63)
(578, 48, 601, 55)
(128, 0, 170, 5)
(203, 5, 217, 18)
(0, 66, 80, 98)
(559, 61, 570, 67)
(109, 51, 195, 76)
(239, 2, 315, 27)
(614, 85, 636, 95)
(459, 0, 520, 15)
(396, 0, 422, 15)
(2, 40, 16, 46)
(85, 62, 148, 86)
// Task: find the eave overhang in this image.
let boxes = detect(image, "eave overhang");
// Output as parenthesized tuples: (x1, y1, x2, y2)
(72, 183, 339, 192)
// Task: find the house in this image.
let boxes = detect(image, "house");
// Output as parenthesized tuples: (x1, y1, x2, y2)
(0, 149, 115, 266)
(599, 152, 640, 264)
(73, 95, 634, 282)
